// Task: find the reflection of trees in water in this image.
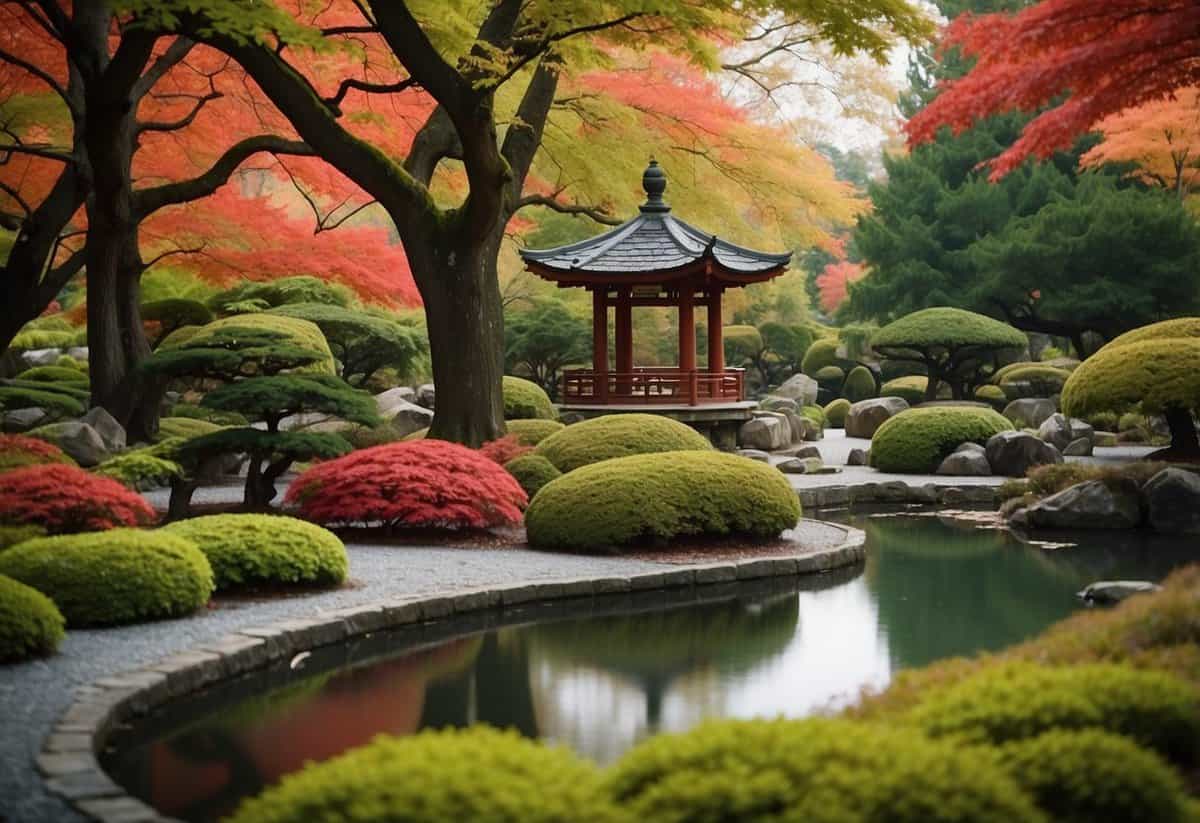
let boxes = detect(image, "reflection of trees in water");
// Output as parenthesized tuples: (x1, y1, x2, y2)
(419, 632, 540, 737)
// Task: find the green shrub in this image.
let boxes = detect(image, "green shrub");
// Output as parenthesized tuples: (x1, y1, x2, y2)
(842, 365, 876, 401)
(8, 379, 88, 402)
(0, 529, 213, 627)
(225, 726, 625, 823)
(209, 276, 353, 314)
(992, 360, 1041, 383)
(168, 402, 248, 427)
(1038, 345, 1067, 361)
(161, 514, 347, 591)
(799, 404, 827, 428)
(996, 730, 1192, 823)
(997, 365, 1073, 394)
(823, 397, 851, 427)
(607, 717, 1044, 823)
(526, 451, 800, 553)
(908, 662, 1200, 765)
(880, 375, 927, 405)
(722, 324, 764, 365)
(870, 406, 1013, 473)
(177, 314, 336, 375)
(340, 422, 409, 450)
(1062, 337, 1200, 420)
(505, 418, 566, 446)
(10, 329, 74, 350)
(813, 364, 845, 386)
(1084, 410, 1120, 431)
(54, 355, 86, 372)
(504, 453, 561, 498)
(0, 525, 45, 551)
(973, 384, 1008, 409)
(0, 574, 65, 663)
(1119, 411, 1149, 432)
(0, 386, 85, 419)
(93, 451, 183, 490)
(156, 417, 225, 441)
(535, 414, 711, 473)
(1024, 461, 1170, 499)
(503, 375, 557, 420)
(14, 366, 88, 386)
(800, 337, 843, 376)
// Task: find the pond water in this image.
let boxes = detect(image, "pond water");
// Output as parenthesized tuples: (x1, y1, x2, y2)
(103, 511, 1197, 822)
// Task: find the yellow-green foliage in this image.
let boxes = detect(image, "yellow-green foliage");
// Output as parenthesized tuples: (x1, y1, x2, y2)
(800, 337, 841, 376)
(534, 414, 711, 473)
(525, 451, 800, 553)
(799, 404, 827, 428)
(14, 366, 88, 386)
(504, 453, 561, 498)
(0, 525, 45, 551)
(813, 364, 845, 385)
(93, 451, 183, 490)
(503, 376, 557, 420)
(992, 360, 1041, 383)
(974, 384, 1007, 408)
(10, 329, 75, 350)
(871, 307, 1027, 351)
(606, 717, 1044, 823)
(823, 398, 851, 427)
(997, 365, 1073, 392)
(722, 325, 763, 362)
(0, 529, 213, 627)
(505, 419, 565, 446)
(880, 375, 927, 404)
(179, 314, 336, 374)
(1105, 317, 1200, 348)
(0, 573, 65, 663)
(156, 417, 224, 441)
(1062, 339, 1200, 418)
(161, 514, 347, 591)
(225, 726, 625, 823)
(842, 365, 876, 402)
(870, 407, 1013, 473)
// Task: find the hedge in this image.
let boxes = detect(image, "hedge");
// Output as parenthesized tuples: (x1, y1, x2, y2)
(535, 414, 712, 473)
(870, 406, 1013, 473)
(505, 418, 566, 446)
(9, 329, 74, 350)
(973, 384, 1008, 408)
(0, 529, 213, 627)
(162, 514, 347, 591)
(225, 726, 625, 823)
(842, 365, 876, 402)
(880, 375, 927, 405)
(823, 398, 851, 427)
(0, 525, 45, 551)
(0, 465, 156, 533)
(0, 434, 74, 474)
(504, 453, 561, 498)
(525, 451, 800, 553)
(0, 385, 85, 419)
(0, 573, 65, 663)
(503, 376, 557, 420)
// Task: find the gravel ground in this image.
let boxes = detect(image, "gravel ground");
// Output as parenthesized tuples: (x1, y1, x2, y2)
(0, 519, 848, 823)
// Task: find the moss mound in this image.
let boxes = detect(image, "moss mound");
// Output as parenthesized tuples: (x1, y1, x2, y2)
(842, 365, 876, 401)
(504, 453, 561, 498)
(225, 726, 625, 823)
(93, 450, 183, 490)
(1062, 338, 1200, 418)
(0, 574, 65, 663)
(0, 525, 45, 551)
(1105, 317, 1200, 348)
(525, 451, 800, 553)
(823, 397, 851, 427)
(973, 384, 1008, 408)
(503, 376, 557, 420)
(880, 375, 928, 405)
(0, 529, 213, 627)
(870, 406, 1013, 473)
(505, 418, 566, 445)
(161, 514, 347, 592)
(535, 414, 711, 473)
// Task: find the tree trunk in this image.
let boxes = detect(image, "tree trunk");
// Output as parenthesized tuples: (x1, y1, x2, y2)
(1164, 406, 1200, 455)
(924, 368, 941, 402)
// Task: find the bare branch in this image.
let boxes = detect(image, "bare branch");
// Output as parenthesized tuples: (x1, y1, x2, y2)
(132, 37, 195, 101)
(138, 90, 222, 133)
(324, 76, 417, 112)
(0, 45, 74, 113)
(515, 193, 621, 226)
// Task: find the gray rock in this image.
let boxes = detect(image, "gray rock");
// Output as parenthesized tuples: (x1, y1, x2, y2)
(279, 413, 353, 433)
(778, 444, 822, 459)
(846, 448, 868, 467)
(759, 395, 798, 413)
(1143, 467, 1200, 535)
(373, 387, 416, 417)
(66, 346, 89, 362)
(798, 416, 823, 442)
(777, 457, 823, 475)
(3, 408, 49, 432)
(845, 397, 909, 439)
(1037, 413, 1075, 451)
(985, 431, 1063, 477)
(780, 410, 806, 443)
(936, 449, 992, 476)
(559, 412, 587, 425)
(80, 407, 126, 452)
(1003, 398, 1056, 429)
(736, 449, 771, 463)
(21, 348, 62, 367)
(738, 416, 790, 451)
(30, 421, 108, 467)
(1077, 580, 1162, 605)
(771, 374, 819, 406)
(1068, 418, 1095, 443)
(388, 399, 435, 437)
(416, 383, 436, 409)
(1063, 437, 1093, 457)
(954, 442, 986, 455)
(1094, 431, 1118, 448)
(1018, 479, 1142, 530)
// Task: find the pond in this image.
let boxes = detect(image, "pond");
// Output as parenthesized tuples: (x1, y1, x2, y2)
(102, 511, 1197, 822)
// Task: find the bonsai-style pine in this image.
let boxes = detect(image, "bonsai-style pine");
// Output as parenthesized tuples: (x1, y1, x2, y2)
(267, 304, 424, 387)
(871, 308, 1026, 401)
(140, 299, 214, 348)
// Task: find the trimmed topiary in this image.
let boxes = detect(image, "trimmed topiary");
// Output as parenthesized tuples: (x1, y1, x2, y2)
(209, 275, 353, 314)
(0, 573, 65, 663)
(268, 303, 424, 387)
(0, 434, 74, 474)
(993, 360, 1042, 383)
(823, 398, 851, 427)
(0, 529, 213, 627)
(93, 449, 183, 490)
(870, 406, 1013, 473)
(974, 384, 1008, 409)
(156, 417, 224, 441)
(168, 402, 248, 427)
(161, 313, 337, 375)
(225, 726, 625, 823)
(535, 414, 712, 473)
(525, 451, 800, 553)
(0, 525, 45, 551)
(607, 717, 1044, 823)
(842, 365, 876, 402)
(141, 298, 214, 347)
(14, 366, 89, 386)
(799, 404, 827, 428)
(505, 418, 566, 445)
(997, 365, 1072, 395)
(9, 329, 74, 350)
(504, 453, 561, 498)
(996, 729, 1193, 823)
(0, 465, 156, 534)
(503, 375, 557, 420)
(0, 385, 85, 419)
(800, 337, 843, 376)
(285, 440, 527, 530)
(161, 514, 347, 591)
(880, 375, 928, 405)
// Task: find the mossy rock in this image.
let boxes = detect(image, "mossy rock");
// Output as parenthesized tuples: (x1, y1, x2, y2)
(0, 574, 65, 663)
(0, 529, 213, 627)
(534, 414, 711, 473)
(525, 451, 800, 553)
(870, 406, 1013, 473)
(225, 726, 625, 823)
(504, 419, 566, 446)
(880, 375, 928, 405)
(842, 365, 877, 402)
(503, 453, 562, 498)
(823, 398, 852, 427)
(162, 514, 347, 592)
(503, 376, 557, 420)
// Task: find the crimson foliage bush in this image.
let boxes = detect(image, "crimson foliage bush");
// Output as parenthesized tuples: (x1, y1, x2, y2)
(0, 434, 73, 474)
(479, 434, 534, 465)
(0, 465, 155, 533)
(285, 440, 527, 530)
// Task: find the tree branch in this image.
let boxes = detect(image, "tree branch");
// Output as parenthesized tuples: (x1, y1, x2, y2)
(132, 37, 195, 101)
(0, 46, 74, 114)
(324, 76, 416, 112)
(514, 194, 621, 226)
(138, 91, 222, 134)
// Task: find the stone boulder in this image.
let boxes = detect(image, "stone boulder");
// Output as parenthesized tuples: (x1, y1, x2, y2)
(373, 387, 417, 417)
(780, 410, 806, 443)
(280, 413, 353, 433)
(81, 407, 126, 452)
(67, 346, 89, 362)
(30, 421, 108, 467)
(389, 400, 435, 437)
(759, 395, 798, 413)
(739, 416, 790, 451)
(20, 348, 62, 368)
(797, 416, 823, 442)
(1036, 413, 1074, 451)
(1063, 437, 1093, 457)
(416, 383, 436, 410)
(846, 448, 868, 467)
(1013, 479, 1142, 530)
(1077, 580, 1161, 605)
(777, 457, 824, 475)
(1003, 398, 1056, 429)
(844, 397, 909, 439)
(778, 444, 822, 460)
(2, 408, 49, 433)
(1143, 467, 1200, 535)
(771, 374, 819, 406)
(936, 444, 992, 476)
(985, 431, 1062, 477)
(736, 449, 770, 463)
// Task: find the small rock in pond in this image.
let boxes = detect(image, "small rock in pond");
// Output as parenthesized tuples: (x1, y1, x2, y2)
(737, 449, 771, 463)
(777, 457, 823, 475)
(1077, 581, 1162, 605)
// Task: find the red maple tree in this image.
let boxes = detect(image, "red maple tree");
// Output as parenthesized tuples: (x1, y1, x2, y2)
(816, 260, 866, 314)
(0, 464, 156, 533)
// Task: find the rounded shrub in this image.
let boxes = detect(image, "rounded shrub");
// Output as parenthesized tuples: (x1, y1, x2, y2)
(0, 573, 65, 663)
(1062, 338, 1200, 418)
(0, 434, 74, 474)
(0, 465, 156, 533)
(813, 364, 845, 386)
(996, 730, 1192, 823)
(0, 529, 213, 627)
(880, 375, 928, 405)
(93, 451, 183, 490)
(872, 307, 1027, 353)
(974, 384, 1008, 409)
(799, 404, 827, 428)
(0, 525, 45, 551)
(823, 397, 851, 427)
(800, 337, 842, 376)
(503, 375, 557, 420)
(504, 453, 562, 498)
(226, 726, 625, 823)
(178, 313, 336, 375)
(525, 451, 800, 553)
(870, 406, 1013, 473)
(505, 418, 566, 445)
(161, 514, 347, 591)
(607, 717, 1044, 823)
(14, 366, 88, 386)
(992, 360, 1041, 383)
(908, 662, 1200, 766)
(285, 440, 527, 530)
(535, 414, 711, 473)
(997, 365, 1072, 394)
(842, 365, 876, 402)
(156, 416, 225, 441)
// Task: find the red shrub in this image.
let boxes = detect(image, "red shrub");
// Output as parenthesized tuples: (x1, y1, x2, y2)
(284, 440, 527, 530)
(479, 435, 533, 465)
(0, 464, 157, 533)
(0, 434, 73, 473)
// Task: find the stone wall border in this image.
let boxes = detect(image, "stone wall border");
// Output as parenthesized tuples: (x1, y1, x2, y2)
(798, 481, 999, 510)
(40, 521, 866, 823)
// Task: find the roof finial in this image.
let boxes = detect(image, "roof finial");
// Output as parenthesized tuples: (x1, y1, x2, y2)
(640, 158, 670, 214)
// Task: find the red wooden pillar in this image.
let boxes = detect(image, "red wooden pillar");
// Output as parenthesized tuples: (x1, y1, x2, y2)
(707, 289, 724, 373)
(592, 289, 608, 401)
(678, 286, 696, 403)
(615, 287, 633, 396)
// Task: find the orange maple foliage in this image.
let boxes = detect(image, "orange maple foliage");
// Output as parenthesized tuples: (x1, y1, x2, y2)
(816, 260, 866, 314)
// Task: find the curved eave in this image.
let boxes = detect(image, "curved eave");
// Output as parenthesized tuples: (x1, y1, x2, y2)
(525, 258, 788, 289)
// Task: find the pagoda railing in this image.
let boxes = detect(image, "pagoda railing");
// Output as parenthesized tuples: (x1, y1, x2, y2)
(561, 367, 744, 406)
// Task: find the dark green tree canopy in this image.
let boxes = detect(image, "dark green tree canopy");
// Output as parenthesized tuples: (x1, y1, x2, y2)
(209, 276, 353, 314)
(504, 300, 590, 400)
(267, 303, 425, 386)
(201, 374, 380, 432)
(140, 299, 215, 347)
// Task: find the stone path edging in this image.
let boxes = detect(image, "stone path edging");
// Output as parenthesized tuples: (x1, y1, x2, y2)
(38, 522, 866, 823)
(798, 481, 999, 510)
